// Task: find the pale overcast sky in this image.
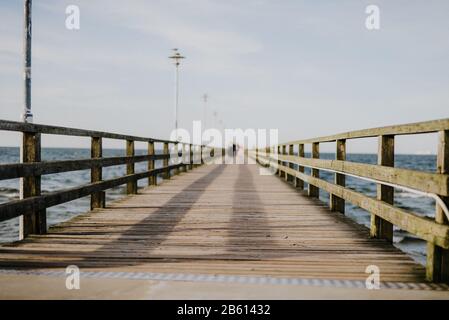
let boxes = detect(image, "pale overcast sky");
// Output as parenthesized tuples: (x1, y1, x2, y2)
(0, 0, 448, 153)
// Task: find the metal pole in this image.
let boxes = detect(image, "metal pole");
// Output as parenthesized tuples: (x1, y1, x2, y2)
(175, 63, 179, 140)
(19, 0, 33, 240)
(169, 49, 184, 141)
(22, 0, 33, 123)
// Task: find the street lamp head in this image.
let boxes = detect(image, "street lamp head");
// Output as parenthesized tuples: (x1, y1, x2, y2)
(169, 48, 185, 66)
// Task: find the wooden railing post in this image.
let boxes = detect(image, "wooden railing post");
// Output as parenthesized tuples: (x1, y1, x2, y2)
(190, 144, 194, 170)
(427, 130, 449, 282)
(265, 146, 270, 167)
(287, 144, 294, 182)
(183, 143, 188, 171)
(370, 135, 394, 242)
(91, 137, 105, 209)
(308, 142, 320, 198)
(163, 142, 170, 179)
(282, 145, 287, 179)
(330, 139, 346, 213)
(19, 132, 46, 238)
(148, 141, 156, 186)
(277, 145, 282, 177)
(174, 143, 180, 176)
(295, 144, 304, 189)
(126, 140, 137, 194)
(201, 145, 204, 165)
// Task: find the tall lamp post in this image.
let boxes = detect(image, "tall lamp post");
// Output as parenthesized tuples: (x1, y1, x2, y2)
(19, 0, 34, 239)
(22, 0, 33, 123)
(169, 48, 185, 141)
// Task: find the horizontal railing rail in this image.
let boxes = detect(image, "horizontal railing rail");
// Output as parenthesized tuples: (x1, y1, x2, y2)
(0, 165, 182, 223)
(273, 154, 449, 197)
(0, 119, 222, 240)
(250, 118, 449, 283)
(0, 154, 169, 180)
(279, 118, 449, 145)
(0, 119, 174, 143)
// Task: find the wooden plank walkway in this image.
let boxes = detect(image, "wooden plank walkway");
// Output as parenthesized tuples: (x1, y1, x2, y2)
(0, 163, 426, 283)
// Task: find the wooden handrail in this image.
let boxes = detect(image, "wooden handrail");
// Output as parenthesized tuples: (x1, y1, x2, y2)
(0, 119, 221, 240)
(280, 118, 449, 146)
(0, 119, 177, 144)
(0, 154, 170, 180)
(251, 118, 449, 282)
(268, 154, 449, 196)
(0, 164, 184, 223)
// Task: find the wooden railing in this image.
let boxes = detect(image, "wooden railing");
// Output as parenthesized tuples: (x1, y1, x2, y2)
(251, 118, 449, 283)
(0, 119, 215, 239)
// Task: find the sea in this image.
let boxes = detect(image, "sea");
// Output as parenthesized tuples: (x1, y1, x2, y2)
(0, 147, 438, 265)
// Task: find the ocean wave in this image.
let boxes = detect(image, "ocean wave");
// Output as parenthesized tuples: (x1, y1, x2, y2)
(395, 190, 423, 199)
(395, 232, 422, 243)
(0, 187, 19, 194)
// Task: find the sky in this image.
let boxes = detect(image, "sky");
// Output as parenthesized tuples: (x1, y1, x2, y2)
(0, 0, 448, 153)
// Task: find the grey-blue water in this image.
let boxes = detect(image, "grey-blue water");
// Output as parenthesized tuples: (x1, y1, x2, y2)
(0, 147, 437, 265)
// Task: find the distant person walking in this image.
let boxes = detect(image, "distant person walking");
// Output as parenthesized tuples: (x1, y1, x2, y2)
(232, 143, 237, 158)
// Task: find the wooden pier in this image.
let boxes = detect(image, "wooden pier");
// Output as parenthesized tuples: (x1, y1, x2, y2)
(0, 119, 449, 299)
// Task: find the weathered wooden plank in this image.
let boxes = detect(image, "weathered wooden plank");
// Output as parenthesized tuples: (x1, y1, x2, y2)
(0, 164, 425, 283)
